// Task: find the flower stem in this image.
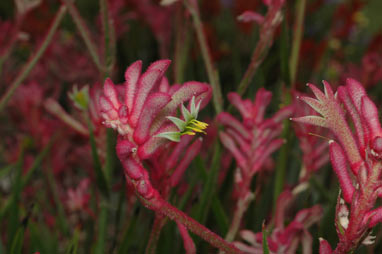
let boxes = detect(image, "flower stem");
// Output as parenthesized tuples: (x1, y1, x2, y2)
(63, 0, 104, 73)
(0, 5, 67, 113)
(185, 0, 223, 113)
(334, 162, 381, 253)
(156, 198, 242, 254)
(100, 0, 116, 77)
(174, 3, 190, 84)
(235, 4, 283, 98)
(274, 0, 306, 206)
(224, 192, 255, 243)
(289, 0, 306, 86)
(44, 98, 89, 136)
(145, 215, 167, 254)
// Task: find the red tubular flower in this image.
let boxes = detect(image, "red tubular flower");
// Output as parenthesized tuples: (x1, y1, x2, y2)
(218, 89, 293, 197)
(234, 191, 322, 254)
(100, 60, 241, 253)
(292, 78, 382, 253)
(217, 89, 293, 242)
(292, 93, 329, 180)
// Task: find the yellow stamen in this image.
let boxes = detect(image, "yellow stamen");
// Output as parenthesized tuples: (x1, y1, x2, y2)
(180, 119, 208, 136)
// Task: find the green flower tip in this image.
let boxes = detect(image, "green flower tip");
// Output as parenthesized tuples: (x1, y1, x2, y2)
(68, 85, 90, 110)
(155, 96, 208, 142)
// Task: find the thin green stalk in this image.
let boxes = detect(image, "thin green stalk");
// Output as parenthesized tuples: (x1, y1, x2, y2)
(0, 5, 67, 112)
(289, 0, 307, 86)
(262, 223, 270, 254)
(10, 205, 33, 254)
(62, 0, 104, 72)
(0, 16, 23, 78)
(45, 164, 70, 236)
(117, 202, 139, 254)
(65, 227, 80, 254)
(273, 0, 306, 206)
(174, 4, 190, 84)
(185, 0, 223, 113)
(194, 142, 221, 224)
(94, 202, 109, 254)
(7, 145, 25, 244)
(0, 138, 53, 223)
(109, 182, 126, 253)
(100, 0, 115, 76)
(273, 109, 291, 207)
(95, 2, 116, 251)
(22, 135, 55, 187)
(86, 115, 109, 198)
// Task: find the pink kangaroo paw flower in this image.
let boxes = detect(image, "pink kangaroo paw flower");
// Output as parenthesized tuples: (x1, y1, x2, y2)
(134, 93, 171, 144)
(293, 82, 362, 173)
(345, 78, 367, 113)
(138, 124, 178, 159)
(125, 60, 142, 114)
(237, 10, 264, 25)
(338, 86, 368, 157)
(219, 131, 248, 171)
(252, 88, 272, 125)
(217, 112, 251, 140)
(361, 95, 382, 139)
(363, 207, 382, 228)
(319, 238, 333, 254)
(329, 140, 355, 203)
(130, 70, 165, 127)
(103, 78, 120, 109)
(227, 92, 251, 121)
(150, 81, 211, 135)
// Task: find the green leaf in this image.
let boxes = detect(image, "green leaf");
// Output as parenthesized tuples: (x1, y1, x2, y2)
(87, 116, 110, 199)
(7, 145, 25, 246)
(279, 19, 290, 86)
(45, 165, 70, 236)
(94, 203, 108, 254)
(10, 205, 33, 254)
(22, 136, 54, 187)
(9, 227, 24, 254)
(117, 202, 139, 254)
(167, 116, 186, 131)
(194, 141, 221, 224)
(65, 228, 80, 254)
(262, 223, 270, 254)
(155, 131, 181, 142)
(181, 103, 193, 122)
(211, 197, 229, 235)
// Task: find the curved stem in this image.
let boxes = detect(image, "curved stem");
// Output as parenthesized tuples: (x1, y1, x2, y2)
(155, 198, 242, 254)
(0, 5, 67, 112)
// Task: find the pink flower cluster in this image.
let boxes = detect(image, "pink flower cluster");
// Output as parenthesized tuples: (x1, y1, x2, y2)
(234, 190, 322, 254)
(218, 88, 293, 198)
(293, 79, 382, 253)
(99, 59, 211, 207)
